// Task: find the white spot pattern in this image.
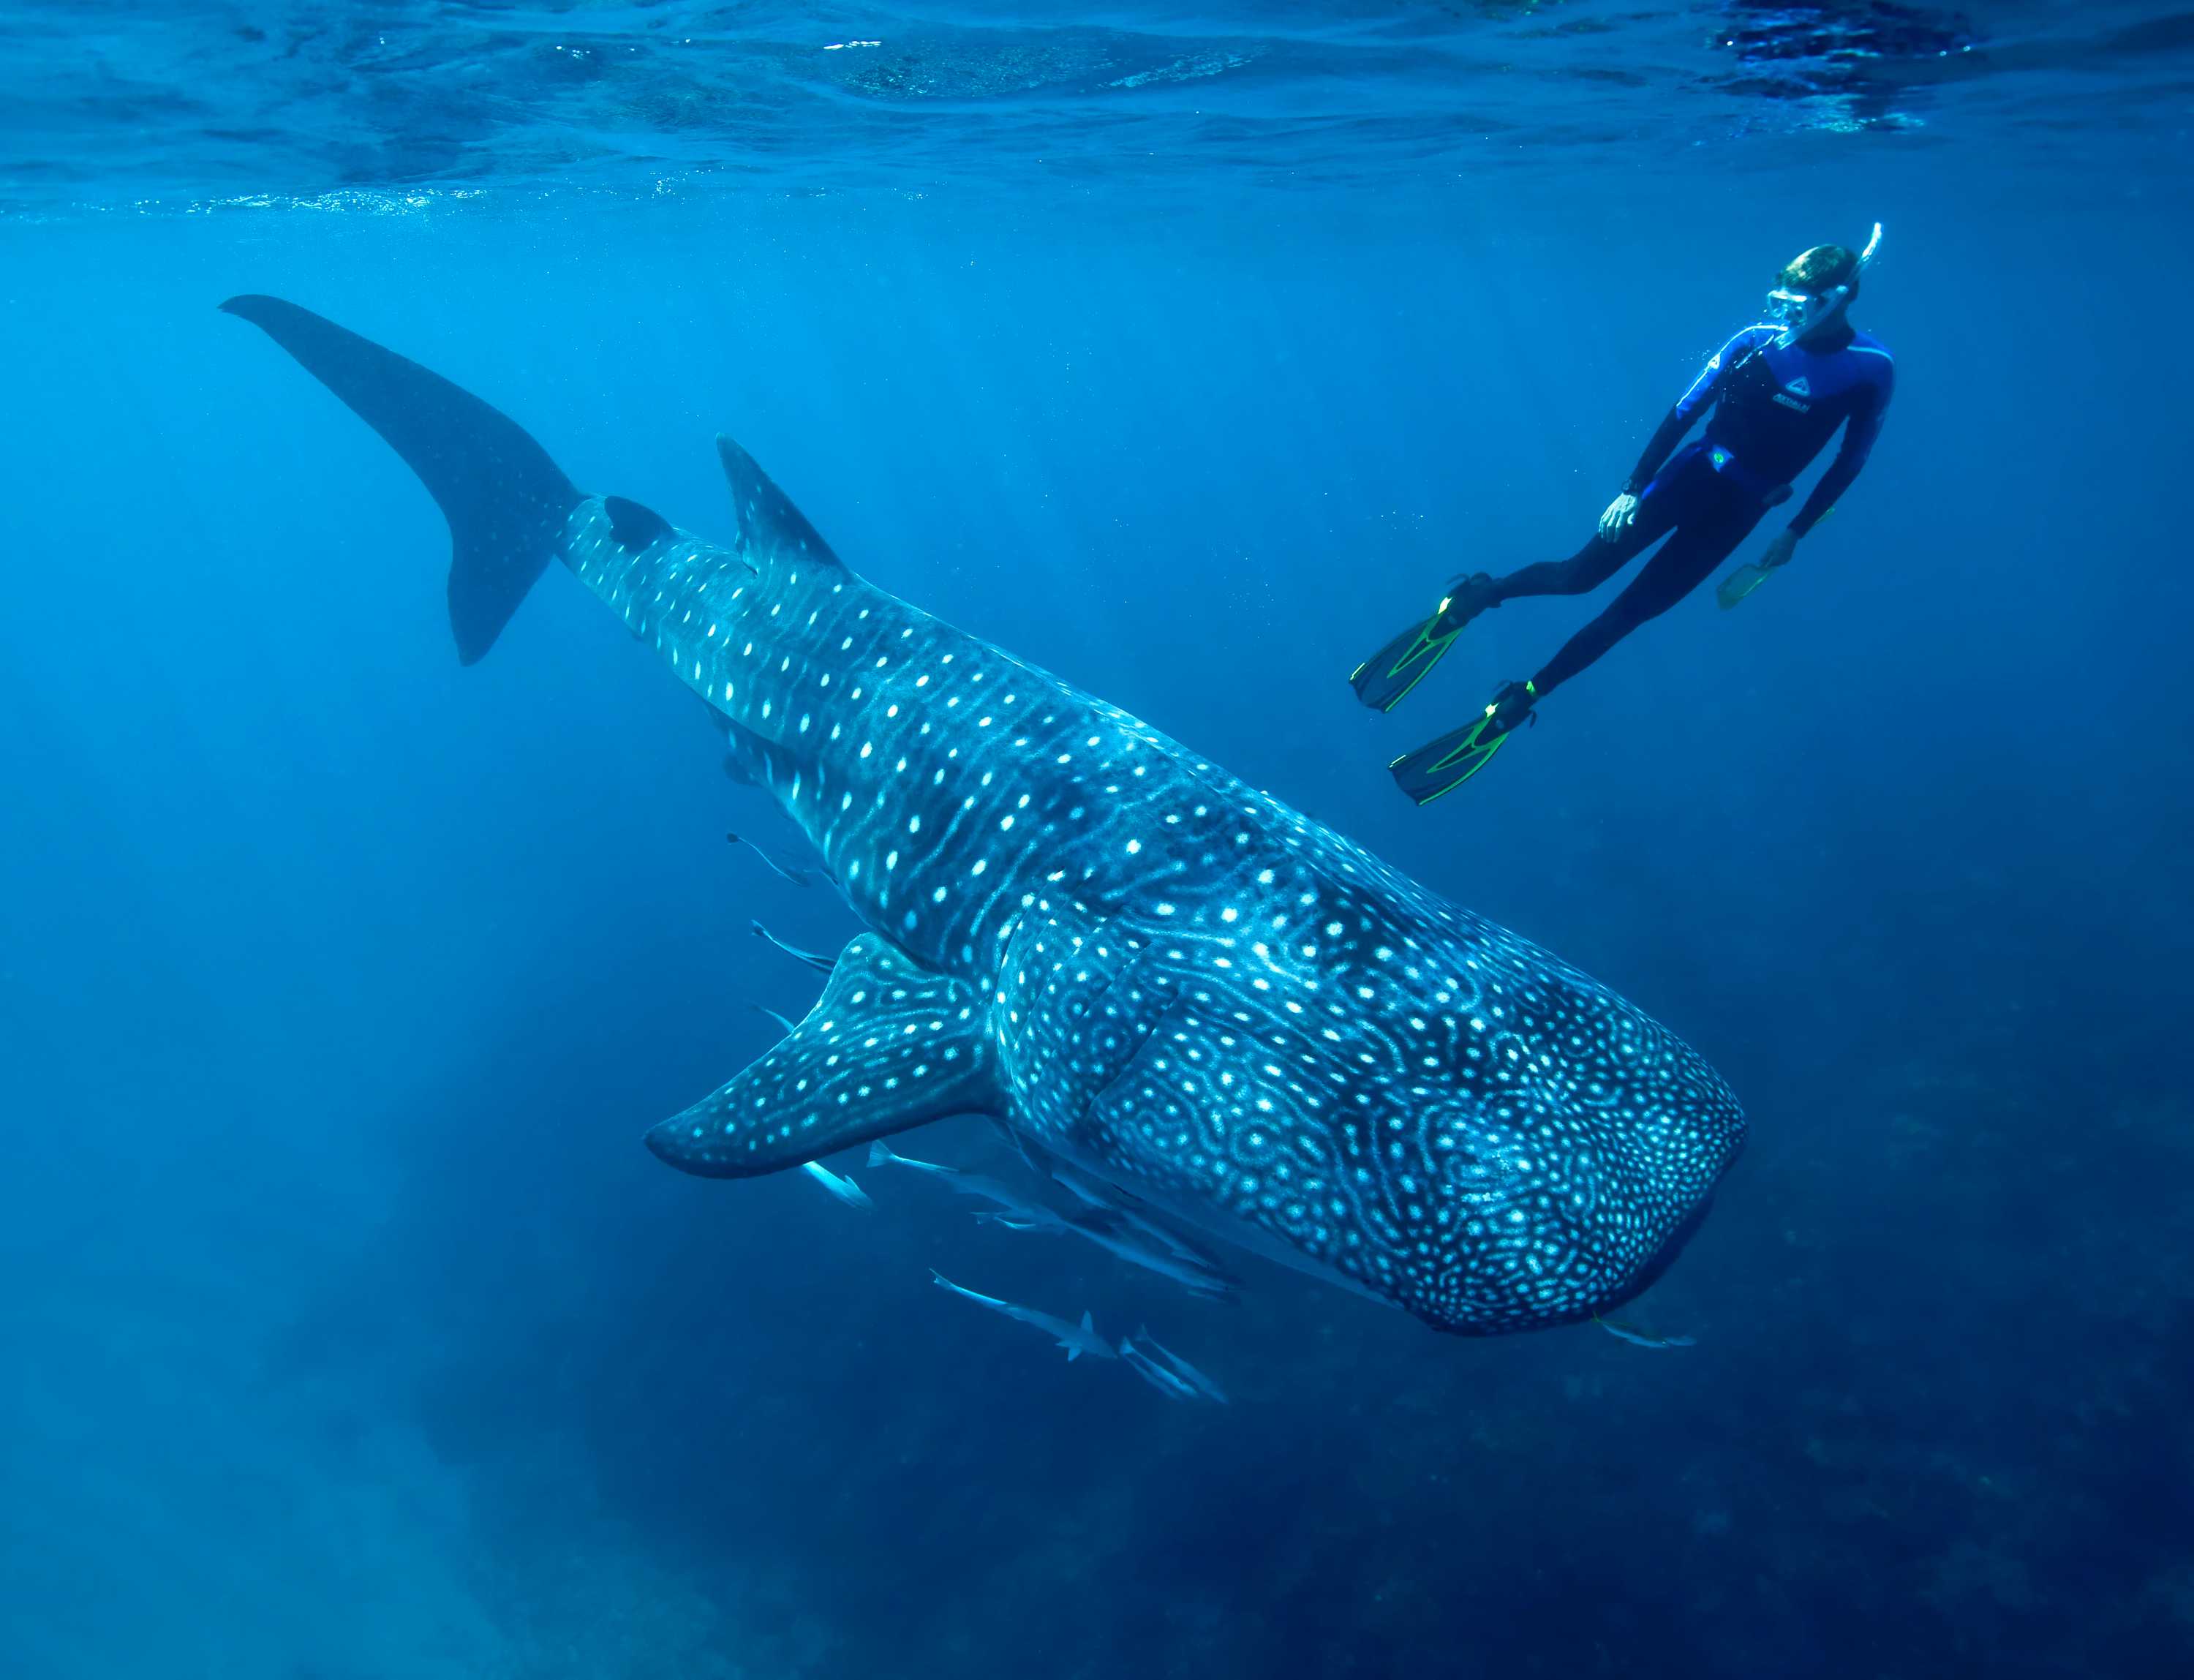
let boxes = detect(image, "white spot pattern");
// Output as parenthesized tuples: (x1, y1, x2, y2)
(562, 482, 1745, 1334)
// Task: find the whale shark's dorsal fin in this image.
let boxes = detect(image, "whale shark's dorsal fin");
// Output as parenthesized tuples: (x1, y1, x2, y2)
(644, 934, 999, 1178)
(220, 295, 584, 666)
(716, 434, 845, 571)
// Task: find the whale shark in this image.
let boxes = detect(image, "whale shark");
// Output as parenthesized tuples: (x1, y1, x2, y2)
(223, 295, 1746, 1336)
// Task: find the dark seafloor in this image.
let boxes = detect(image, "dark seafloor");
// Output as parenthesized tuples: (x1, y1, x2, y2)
(2, 4, 2190, 1677)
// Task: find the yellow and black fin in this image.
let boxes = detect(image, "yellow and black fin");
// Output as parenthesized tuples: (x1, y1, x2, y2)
(1348, 575, 1496, 713)
(1389, 680, 1536, 805)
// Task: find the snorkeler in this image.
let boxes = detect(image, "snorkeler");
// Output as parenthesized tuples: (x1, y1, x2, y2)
(1353, 227, 1896, 803)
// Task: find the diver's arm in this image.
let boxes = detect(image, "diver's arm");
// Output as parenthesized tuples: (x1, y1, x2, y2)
(1605, 399, 1695, 538)
(1602, 408, 1687, 537)
(1621, 406, 1692, 497)
(1785, 372, 1892, 542)
(1757, 432, 1861, 569)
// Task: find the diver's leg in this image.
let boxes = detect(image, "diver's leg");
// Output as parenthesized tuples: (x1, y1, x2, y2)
(1483, 479, 1686, 604)
(1528, 512, 1755, 695)
(1346, 525, 1634, 713)
(1488, 517, 1658, 602)
(1385, 491, 1719, 802)
(1354, 461, 1681, 715)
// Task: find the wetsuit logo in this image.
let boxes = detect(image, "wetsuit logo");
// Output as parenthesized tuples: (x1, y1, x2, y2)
(1785, 375, 1812, 397)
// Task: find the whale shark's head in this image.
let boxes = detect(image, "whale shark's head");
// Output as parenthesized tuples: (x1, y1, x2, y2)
(1384, 1035, 1745, 1332)
(987, 876, 1746, 1334)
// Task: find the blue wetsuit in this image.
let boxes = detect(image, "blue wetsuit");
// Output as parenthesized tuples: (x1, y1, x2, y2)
(1490, 319, 1894, 693)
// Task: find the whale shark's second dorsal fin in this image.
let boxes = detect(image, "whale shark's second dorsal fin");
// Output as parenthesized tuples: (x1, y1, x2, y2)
(716, 434, 845, 572)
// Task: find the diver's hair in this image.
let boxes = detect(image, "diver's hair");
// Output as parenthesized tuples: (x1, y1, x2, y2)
(1779, 244, 1861, 300)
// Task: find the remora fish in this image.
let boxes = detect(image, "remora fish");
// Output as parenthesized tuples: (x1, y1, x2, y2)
(225, 297, 1746, 1336)
(1121, 1327, 1229, 1404)
(727, 829, 815, 887)
(1118, 1336, 1200, 1400)
(750, 1002, 803, 1036)
(930, 1273, 1117, 1362)
(1594, 1316, 1697, 1350)
(750, 919, 834, 974)
(1049, 1206, 1240, 1300)
(970, 1208, 1066, 1234)
(800, 1161, 872, 1212)
(867, 1140, 1055, 1223)
(876, 1142, 1238, 1299)
(980, 1203, 1241, 1300)
(1047, 1159, 1222, 1267)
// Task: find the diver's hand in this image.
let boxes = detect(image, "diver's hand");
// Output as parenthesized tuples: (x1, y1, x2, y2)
(1759, 530, 1800, 570)
(1598, 493, 1640, 541)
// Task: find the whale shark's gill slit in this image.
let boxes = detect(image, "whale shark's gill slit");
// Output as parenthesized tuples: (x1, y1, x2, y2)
(219, 294, 582, 666)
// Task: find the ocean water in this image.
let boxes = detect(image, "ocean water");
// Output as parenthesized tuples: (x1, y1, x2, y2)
(4, 4, 2192, 1677)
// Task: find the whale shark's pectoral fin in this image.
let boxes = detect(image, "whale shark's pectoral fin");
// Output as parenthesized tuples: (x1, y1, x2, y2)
(645, 935, 998, 1179)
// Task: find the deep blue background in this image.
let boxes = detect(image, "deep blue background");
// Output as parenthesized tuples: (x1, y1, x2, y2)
(4, 156, 2190, 1677)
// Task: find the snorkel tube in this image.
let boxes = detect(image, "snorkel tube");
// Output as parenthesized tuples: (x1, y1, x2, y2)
(1771, 222, 1882, 345)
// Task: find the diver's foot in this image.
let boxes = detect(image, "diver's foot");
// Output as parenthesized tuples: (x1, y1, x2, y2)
(1433, 572, 1501, 635)
(1389, 679, 1537, 805)
(1348, 573, 1503, 715)
(1482, 677, 1537, 737)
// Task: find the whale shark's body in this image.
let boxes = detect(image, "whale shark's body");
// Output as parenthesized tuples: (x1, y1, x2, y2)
(226, 295, 1745, 1336)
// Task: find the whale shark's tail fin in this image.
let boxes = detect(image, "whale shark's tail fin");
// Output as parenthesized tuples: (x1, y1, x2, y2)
(221, 295, 584, 665)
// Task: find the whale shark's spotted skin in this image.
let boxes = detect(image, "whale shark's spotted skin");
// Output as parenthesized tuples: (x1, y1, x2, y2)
(228, 298, 1744, 1336)
(560, 483, 1743, 1334)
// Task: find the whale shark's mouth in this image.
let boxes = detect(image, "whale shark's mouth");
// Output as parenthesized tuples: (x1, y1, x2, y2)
(1597, 1192, 1720, 1314)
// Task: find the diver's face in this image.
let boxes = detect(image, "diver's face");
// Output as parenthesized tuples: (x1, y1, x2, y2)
(1770, 286, 1844, 343)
